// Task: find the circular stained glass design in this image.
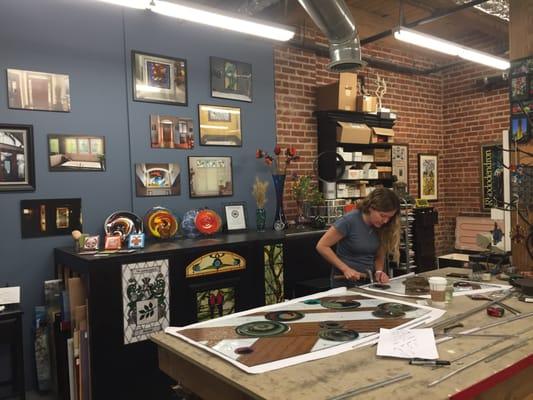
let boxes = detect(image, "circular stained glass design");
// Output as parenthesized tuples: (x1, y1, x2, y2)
(195, 209, 222, 235)
(104, 211, 143, 242)
(377, 302, 417, 313)
(318, 328, 359, 342)
(181, 209, 201, 239)
(372, 309, 406, 318)
(144, 207, 179, 239)
(235, 321, 289, 337)
(264, 310, 304, 322)
(319, 321, 344, 329)
(320, 298, 361, 309)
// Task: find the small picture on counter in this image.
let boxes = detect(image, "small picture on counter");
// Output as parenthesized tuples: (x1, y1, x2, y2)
(105, 235, 122, 250)
(82, 235, 100, 251)
(128, 233, 145, 249)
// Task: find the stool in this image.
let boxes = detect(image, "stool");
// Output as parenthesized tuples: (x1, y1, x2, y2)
(0, 306, 25, 400)
(294, 277, 331, 297)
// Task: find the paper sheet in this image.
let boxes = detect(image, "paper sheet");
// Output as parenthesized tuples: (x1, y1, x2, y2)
(376, 328, 439, 359)
(0, 286, 20, 305)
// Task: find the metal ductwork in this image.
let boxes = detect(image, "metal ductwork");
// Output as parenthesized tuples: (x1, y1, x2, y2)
(298, 0, 364, 71)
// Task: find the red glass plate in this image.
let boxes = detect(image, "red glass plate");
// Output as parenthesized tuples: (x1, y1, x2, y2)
(195, 209, 222, 235)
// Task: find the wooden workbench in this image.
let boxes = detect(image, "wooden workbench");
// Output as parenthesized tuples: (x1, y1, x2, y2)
(151, 268, 533, 399)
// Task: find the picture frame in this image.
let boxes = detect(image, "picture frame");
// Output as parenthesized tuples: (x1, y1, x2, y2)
(210, 56, 252, 102)
(510, 115, 530, 143)
(480, 144, 504, 210)
(134, 163, 181, 197)
(48, 134, 105, 171)
(391, 144, 409, 186)
(7, 68, 70, 112)
(20, 198, 82, 238)
(82, 235, 100, 251)
(150, 114, 194, 149)
(188, 156, 233, 198)
(418, 153, 438, 201)
(132, 51, 187, 106)
(199, 104, 242, 147)
(223, 202, 248, 232)
(0, 124, 35, 192)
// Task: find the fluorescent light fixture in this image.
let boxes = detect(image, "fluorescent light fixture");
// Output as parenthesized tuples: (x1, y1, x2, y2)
(393, 27, 510, 70)
(96, 0, 295, 42)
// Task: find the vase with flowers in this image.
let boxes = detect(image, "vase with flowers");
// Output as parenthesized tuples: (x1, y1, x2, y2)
(256, 145, 299, 231)
(251, 177, 268, 232)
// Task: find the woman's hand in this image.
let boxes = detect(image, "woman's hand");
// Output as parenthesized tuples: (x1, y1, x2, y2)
(375, 270, 390, 283)
(343, 268, 362, 281)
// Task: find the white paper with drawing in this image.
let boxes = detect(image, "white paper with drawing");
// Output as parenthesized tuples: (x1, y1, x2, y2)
(377, 328, 438, 359)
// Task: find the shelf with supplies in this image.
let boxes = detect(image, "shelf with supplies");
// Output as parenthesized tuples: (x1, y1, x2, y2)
(315, 110, 395, 201)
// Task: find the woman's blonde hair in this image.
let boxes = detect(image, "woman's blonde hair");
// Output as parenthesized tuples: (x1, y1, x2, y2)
(358, 188, 401, 262)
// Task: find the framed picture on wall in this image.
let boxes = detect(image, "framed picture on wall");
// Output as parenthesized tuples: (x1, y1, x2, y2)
(134, 163, 181, 197)
(210, 56, 252, 102)
(150, 114, 194, 149)
(7, 68, 71, 112)
(48, 134, 106, 171)
(20, 198, 82, 238)
(418, 153, 438, 201)
(391, 144, 408, 186)
(132, 51, 187, 105)
(188, 156, 233, 198)
(0, 124, 35, 192)
(224, 202, 247, 232)
(480, 144, 503, 210)
(198, 105, 242, 147)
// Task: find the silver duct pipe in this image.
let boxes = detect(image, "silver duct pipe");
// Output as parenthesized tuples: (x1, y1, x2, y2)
(297, 0, 364, 71)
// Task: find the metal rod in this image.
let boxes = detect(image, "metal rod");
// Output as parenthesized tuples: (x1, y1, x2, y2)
(496, 301, 521, 315)
(483, 339, 531, 363)
(327, 373, 412, 400)
(437, 333, 517, 338)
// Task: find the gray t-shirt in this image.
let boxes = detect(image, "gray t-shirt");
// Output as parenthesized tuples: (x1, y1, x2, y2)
(332, 209, 380, 276)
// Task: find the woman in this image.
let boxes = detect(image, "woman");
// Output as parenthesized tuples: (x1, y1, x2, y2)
(316, 188, 401, 287)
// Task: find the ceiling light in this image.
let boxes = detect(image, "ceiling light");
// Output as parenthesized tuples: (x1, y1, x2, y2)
(96, 0, 295, 42)
(393, 27, 509, 70)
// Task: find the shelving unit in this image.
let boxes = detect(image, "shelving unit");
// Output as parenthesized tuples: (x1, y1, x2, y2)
(315, 111, 396, 200)
(391, 201, 416, 277)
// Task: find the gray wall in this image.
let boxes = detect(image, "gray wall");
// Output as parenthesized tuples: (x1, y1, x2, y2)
(0, 0, 276, 387)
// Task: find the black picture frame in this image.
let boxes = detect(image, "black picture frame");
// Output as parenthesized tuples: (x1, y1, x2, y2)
(20, 198, 82, 238)
(47, 134, 106, 171)
(188, 156, 233, 198)
(223, 202, 248, 232)
(0, 124, 35, 192)
(132, 50, 188, 106)
(210, 56, 252, 102)
(198, 104, 242, 147)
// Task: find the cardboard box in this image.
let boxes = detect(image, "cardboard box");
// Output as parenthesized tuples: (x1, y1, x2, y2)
(363, 169, 379, 179)
(356, 95, 377, 113)
(317, 73, 357, 111)
(374, 148, 391, 162)
(341, 168, 364, 180)
(361, 154, 374, 162)
(336, 122, 371, 144)
(371, 127, 395, 143)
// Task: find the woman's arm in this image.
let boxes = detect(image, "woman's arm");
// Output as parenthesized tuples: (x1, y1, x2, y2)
(316, 227, 362, 281)
(374, 247, 390, 283)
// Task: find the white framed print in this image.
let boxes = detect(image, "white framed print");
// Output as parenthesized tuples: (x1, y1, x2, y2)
(224, 202, 247, 232)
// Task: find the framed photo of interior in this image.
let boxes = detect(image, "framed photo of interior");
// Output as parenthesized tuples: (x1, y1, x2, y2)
(188, 156, 233, 198)
(391, 144, 408, 186)
(198, 104, 242, 147)
(0, 124, 35, 192)
(48, 134, 105, 171)
(224, 202, 247, 232)
(210, 56, 252, 102)
(7, 68, 71, 112)
(418, 153, 438, 201)
(150, 114, 194, 149)
(132, 51, 187, 105)
(134, 163, 181, 197)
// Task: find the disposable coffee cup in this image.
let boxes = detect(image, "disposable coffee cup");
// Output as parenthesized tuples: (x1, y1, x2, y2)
(429, 277, 447, 307)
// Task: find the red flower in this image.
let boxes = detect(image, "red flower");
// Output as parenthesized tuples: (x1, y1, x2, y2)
(274, 144, 281, 155)
(256, 149, 264, 159)
(289, 146, 297, 157)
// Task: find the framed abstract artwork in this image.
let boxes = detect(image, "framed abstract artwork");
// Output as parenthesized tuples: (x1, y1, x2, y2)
(198, 104, 242, 147)
(20, 198, 82, 238)
(210, 56, 252, 102)
(7, 68, 70, 112)
(0, 124, 35, 192)
(132, 51, 187, 105)
(188, 156, 233, 198)
(418, 153, 438, 201)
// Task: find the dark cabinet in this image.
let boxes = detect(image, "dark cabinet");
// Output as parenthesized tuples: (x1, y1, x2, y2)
(412, 207, 438, 272)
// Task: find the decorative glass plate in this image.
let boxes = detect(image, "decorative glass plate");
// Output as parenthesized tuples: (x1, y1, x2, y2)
(144, 207, 179, 239)
(195, 209, 222, 235)
(104, 211, 143, 242)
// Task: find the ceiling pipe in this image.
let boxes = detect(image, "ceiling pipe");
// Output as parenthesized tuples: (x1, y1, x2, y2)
(297, 0, 365, 71)
(361, 0, 489, 45)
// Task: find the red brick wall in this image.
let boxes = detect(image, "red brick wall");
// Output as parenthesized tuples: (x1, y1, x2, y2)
(273, 34, 508, 257)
